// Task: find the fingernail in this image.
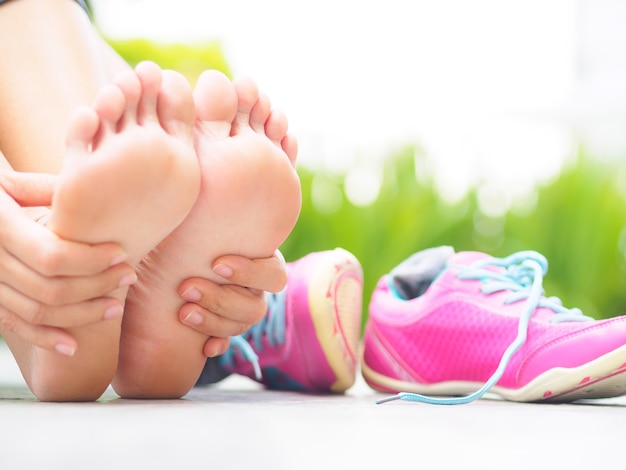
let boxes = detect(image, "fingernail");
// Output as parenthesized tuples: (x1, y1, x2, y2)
(104, 305, 123, 320)
(213, 263, 233, 279)
(110, 252, 127, 267)
(118, 272, 137, 288)
(183, 311, 203, 325)
(55, 343, 76, 357)
(181, 287, 202, 302)
(207, 345, 223, 358)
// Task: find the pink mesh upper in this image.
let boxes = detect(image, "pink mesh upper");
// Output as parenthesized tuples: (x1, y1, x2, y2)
(364, 251, 626, 390)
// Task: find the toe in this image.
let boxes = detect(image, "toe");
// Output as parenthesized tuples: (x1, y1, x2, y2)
(281, 133, 299, 167)
(90, 84, 126, 149)
(249, 91, 272, 133)
(135, 61, 163, 124)
(65, 106, 99, 157)
(157, 69, 195, 137)
(193, 70, 238, 139)
(92, 85, 125, 132)
(112, 69, 142, 129)
(231, 75, 260, 134)
(265, 108, 289, 146)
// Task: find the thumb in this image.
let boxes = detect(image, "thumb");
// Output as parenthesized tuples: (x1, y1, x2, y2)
(0, 170, 57, 207)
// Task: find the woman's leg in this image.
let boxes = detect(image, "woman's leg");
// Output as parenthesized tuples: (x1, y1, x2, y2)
(0, 0, 130, 173)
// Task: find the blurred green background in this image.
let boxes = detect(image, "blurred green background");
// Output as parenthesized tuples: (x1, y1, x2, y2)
(108, 36, 626, 329)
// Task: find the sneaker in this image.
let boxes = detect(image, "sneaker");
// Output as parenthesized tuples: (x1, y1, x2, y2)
(362, 246, 626, 404)
(219, 248, 363, 393)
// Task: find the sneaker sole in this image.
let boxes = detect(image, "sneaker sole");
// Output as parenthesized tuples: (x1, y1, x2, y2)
(362, 343, 626, 402)
(307, 248, 363, 393)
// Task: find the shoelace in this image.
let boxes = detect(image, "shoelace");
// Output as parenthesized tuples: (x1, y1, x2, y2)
(377, 250, 592, 405)
(219, 287, 288, 381)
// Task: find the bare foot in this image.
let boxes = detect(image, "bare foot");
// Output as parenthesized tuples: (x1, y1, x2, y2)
(50, 62, 200, 264)
(1, 62, 200, 401)
(114, 71, 302, 398)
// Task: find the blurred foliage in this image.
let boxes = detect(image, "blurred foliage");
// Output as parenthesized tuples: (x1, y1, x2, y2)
(281, 147, 626, 328)
(109, 38, 626, 329)
(107, 38, 231, 86)
(504, 153, 626, 319)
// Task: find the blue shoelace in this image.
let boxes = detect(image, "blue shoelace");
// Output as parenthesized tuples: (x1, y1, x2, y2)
(219, 287, 288, 381)
(377, 250, 592, 405)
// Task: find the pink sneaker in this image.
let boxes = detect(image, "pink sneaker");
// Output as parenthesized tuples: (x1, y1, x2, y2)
(362, 246, 626, 404)
(220, 248, 363, 393)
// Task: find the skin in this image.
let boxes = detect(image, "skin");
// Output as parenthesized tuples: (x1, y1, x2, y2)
(0, 0, 294, 399)
(114, 70, 301, 398)
(3, 62, 200, 401)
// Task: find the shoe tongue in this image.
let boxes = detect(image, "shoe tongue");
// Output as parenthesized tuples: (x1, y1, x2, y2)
(390, 248, 498, 300)
(389, 246, 455, 300)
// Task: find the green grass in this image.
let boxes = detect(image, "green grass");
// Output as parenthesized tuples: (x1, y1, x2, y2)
(282, 147, 626, 328)
(106, 37, 232, 86)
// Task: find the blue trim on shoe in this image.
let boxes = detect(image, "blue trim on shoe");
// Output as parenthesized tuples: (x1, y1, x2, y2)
(219, 287, 288, 380)
(387, 279, 405, 300)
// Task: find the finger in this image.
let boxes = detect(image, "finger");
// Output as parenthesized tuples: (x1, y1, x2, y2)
(178, 301, 251, 339)
(0, 255, 136, 306)
(203, 336, 231, 358)
(210, 250, 287, 293)
(0, 169, 56, 207)
(4, 211, 129, 276)
(0, 190, 128, 277)
(0, 306, 77, 357)
(0, 282, 125, 327)
(178, 280, 268, 325)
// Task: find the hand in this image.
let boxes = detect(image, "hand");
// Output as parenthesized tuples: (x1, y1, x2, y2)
(177, 250, 288, 357)
(0, 170, 136, 355)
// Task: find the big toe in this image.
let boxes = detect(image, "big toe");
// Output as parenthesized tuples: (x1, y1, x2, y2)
(193, 70, 238, 138)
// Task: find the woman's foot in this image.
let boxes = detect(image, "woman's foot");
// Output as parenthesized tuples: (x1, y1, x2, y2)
(49, 61, 200, 265)
(114, 71, 301, 399)
(2, 62, 199, 401)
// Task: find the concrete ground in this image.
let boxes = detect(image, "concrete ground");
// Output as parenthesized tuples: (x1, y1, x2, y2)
(0, 340, 624, 470)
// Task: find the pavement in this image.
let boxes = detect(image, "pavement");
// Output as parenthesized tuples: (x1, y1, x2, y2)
(0, 340, 625, 470)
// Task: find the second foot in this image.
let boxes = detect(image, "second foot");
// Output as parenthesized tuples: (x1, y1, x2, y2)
(114, 71, 302, 399)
